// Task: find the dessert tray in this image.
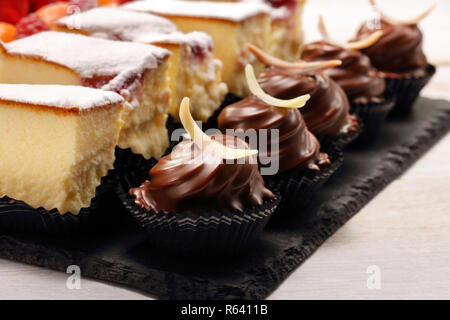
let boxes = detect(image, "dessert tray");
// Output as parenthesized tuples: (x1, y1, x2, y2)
(1, 97, 449, 299)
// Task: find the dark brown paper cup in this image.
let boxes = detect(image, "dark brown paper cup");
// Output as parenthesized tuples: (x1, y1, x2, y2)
(115, 167, 280, 258)
(350, 97, 396, 144)
(0, 176, 112, 235)
(263, 151, 344, 217)
(317, 124, 362, 156)
(384, 64, 436, 116)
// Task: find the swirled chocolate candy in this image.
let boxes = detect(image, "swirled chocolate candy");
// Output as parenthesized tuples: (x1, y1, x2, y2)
(130, 134, 274, 213)
(356, 20, 428, 77)
(258, 67, 358, 136)
(302, 41, 385, 103)
(218, 95, 330, 172)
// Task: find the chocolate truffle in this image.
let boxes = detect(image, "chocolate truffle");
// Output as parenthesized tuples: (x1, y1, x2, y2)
(245, 43, 358, 137)
(302, 41, 386, 103)
(218, 95, 330, 172)
(219, 64, 340, 215)
(258, 68, 358, 137)
(356, 21, 428, 77)
(355, 0, 435, 77)
(130, 98, 274, 213)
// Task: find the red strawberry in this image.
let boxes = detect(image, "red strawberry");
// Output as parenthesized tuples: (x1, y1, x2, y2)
(0, 0, 30, 25)
(266, 0, 293, 8)
(97, 0, 132, 6)
(15, 13, 50, 39)
(68, 0, 98, 12)
(29, 0, 66, 12)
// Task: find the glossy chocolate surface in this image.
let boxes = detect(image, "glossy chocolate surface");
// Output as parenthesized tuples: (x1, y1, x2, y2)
(130, 134, 274, 213)
(302, 41, 385, 102)
(218, 95, 330, 172)
(257, 67, 358, 136)
(356, 20, 428, 77)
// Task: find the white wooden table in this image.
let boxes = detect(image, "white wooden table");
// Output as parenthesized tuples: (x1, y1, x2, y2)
(0, 0, 449, 300)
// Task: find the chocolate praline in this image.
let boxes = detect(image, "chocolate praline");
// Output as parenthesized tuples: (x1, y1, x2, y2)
(217, 95, 330, 173)
(130, 134, 274, 213)
(301, 41, 386, 104)
(257, 67, 359, 137)
(355, 20, 428, 78)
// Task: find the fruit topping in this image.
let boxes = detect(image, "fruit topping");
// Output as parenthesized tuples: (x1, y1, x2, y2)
(15, 13, 51, 39)
(0, 22, 16, 43)
(0, 0, 30, 25)
(30, 0, 64, 12)
(37, 2, 70, 28)
(97, 0, 117, 6)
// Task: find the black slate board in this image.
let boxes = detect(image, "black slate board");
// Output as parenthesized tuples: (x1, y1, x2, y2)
(1, 97, 450, 300)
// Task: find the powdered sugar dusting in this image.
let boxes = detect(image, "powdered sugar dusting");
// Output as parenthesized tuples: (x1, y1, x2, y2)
(56, 7, 213, 50)
(130, 31, 213, 52)
(57, 7, 177, 41)
(123, 0, 271, 22)
(241, 0, 294, 20)
(0, 84, 123, 110)
(183, 32, 213, 51)
(269, 5, 291, 20)
(5, 31, 170, 79)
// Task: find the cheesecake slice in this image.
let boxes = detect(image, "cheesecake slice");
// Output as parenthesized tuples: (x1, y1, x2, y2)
(0, 84, 123, 214)
(0, 31, 171, 160)
(184, 0, 307, 62)
(123, 0, 271, 96)
(266, 0, 307, 61)
(55, 7, 228, 122)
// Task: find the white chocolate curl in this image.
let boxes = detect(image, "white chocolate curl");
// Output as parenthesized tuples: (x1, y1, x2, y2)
(318, 15, 383, 50)
(247, 43, 341, 73)
(179, 97, 258, 160)
(369, 0, 435, 26)
(245, 64, 311, 109)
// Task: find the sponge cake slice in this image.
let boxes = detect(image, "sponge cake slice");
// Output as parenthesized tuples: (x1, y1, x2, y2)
(0, 84, 123, 215)
(0, 31, 171, 160)
(55, 7, 228, 122)
(123, 0, 271, 96)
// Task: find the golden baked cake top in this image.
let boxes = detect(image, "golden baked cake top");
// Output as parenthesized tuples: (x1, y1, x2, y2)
(0, 84, 123, 113)
(2, 31, 170, 91)
(123, 0, 271, 22)
(55, 7, 214, 49)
